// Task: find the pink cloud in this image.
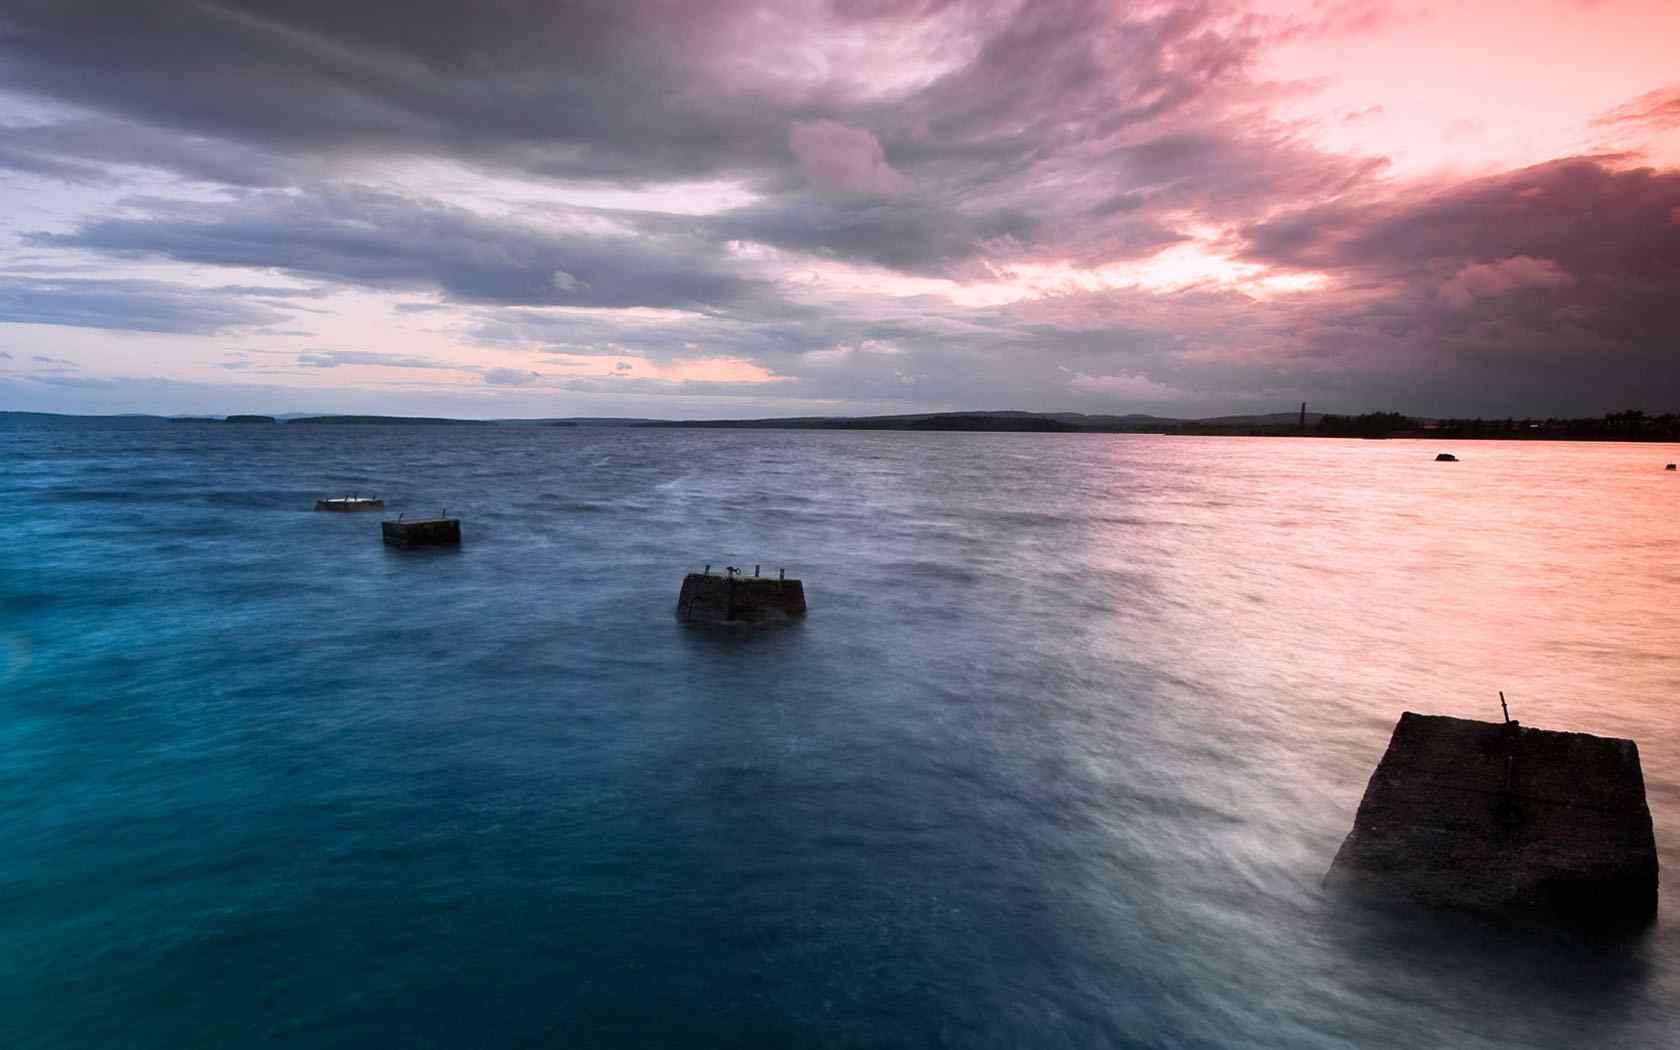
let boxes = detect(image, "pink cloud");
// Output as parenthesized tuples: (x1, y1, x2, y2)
(1591, 86, 1680, 131)
(1438, 256, 1575, 309)
(788, 120, 908, 195)
(1290, 0, 1398, 39)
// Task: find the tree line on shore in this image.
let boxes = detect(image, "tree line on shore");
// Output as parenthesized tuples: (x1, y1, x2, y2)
(1313, 409, 1680, 440)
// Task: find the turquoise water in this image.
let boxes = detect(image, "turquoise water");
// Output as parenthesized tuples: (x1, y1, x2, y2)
(3, 415, 1676, 1048)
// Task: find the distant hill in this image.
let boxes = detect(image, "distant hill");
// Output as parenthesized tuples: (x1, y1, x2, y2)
(909, 413, 1079, 432)
(282, 415, 492, 425)
(0, 408, 1327, 432)
(630, 409, 1322, 433)
(1199, 412, 1326, 427)
(0, 410, 190, 422)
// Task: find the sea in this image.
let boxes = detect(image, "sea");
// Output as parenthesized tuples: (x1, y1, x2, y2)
(2, 414, 1676, 1049)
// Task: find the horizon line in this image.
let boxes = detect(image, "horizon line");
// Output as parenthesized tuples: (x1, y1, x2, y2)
(6, 408, 1679, 425)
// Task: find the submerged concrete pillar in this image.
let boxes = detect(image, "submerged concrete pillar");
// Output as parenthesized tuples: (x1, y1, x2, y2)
(1326, 712, 1658, 928)
(381, 517, 462, 547)
(676, 570, 806, 623)
(315, 496, 384, 511)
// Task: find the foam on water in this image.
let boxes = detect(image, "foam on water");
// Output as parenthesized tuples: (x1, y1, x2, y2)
(2, 415, 1677, 1048)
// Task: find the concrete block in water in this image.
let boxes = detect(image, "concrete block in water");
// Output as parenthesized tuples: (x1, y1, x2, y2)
(381, 517, 462, 547)
(676, 571, 806, 623)
(1435, 452, 1458, 461)
(315, 496, 384, 511)
(1326, 712, 1658, 927)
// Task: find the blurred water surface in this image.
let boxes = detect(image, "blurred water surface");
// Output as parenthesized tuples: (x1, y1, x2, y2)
(2, 416, 1676, 1048)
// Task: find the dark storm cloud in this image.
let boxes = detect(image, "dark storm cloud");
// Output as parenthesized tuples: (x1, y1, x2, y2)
(0, 0, 1302, 271)
(1245, 159, 1680, 280)
(1240, 159, 1680, 334)
(0, 276, 292, 333)
(1224, 158, 1680, 413)
(30, 187, 757, 310)
(0, 1, 783, 182)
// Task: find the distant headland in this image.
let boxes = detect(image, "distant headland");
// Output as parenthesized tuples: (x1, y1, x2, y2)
(279, 415, 492, 426)
(4, 408, 1676, 440)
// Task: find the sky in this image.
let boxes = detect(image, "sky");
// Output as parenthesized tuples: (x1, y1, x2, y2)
(1, 0, 1678, 420)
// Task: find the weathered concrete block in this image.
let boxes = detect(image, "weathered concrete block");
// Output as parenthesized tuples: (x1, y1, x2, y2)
(676, 571, 806, 623)
(315, 496, 384, 511)
(1435, 452, 1458, 461)
(381, 517, 462, 547)
(1326, 712, 1658, 927)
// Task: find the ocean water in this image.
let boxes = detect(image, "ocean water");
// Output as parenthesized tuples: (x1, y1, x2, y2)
(2, 415, 1676, 1049)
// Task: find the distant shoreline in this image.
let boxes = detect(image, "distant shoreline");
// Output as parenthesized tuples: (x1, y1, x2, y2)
(4, 408, 1677, 442)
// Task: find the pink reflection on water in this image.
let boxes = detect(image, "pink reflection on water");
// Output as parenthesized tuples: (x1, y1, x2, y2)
(1077, 435, 1678, 923)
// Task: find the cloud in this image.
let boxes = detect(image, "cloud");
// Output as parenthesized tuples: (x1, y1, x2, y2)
(1439, 257, 1575, 309)
(549, 270, 589, 295)
(1066, 370, 1187, 402)
(788, 120, 908, 195)
(711, 193, 1035, 273)
(0, 117, 335, 186)
(31, 186, 758, 310)
(482, 367, 542, 386)
(1592, 86, 1680, 132)
(801, 339, 904, 365)
(1270, 0, 1400, 41)
(296, 350, 446, 369)
(0, 276, 293, 333)
(209, 284, 329, 299)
